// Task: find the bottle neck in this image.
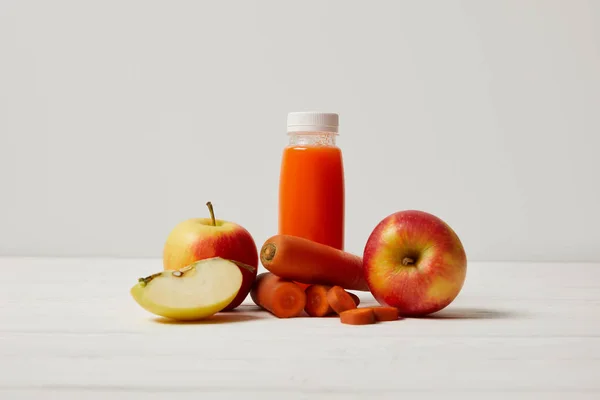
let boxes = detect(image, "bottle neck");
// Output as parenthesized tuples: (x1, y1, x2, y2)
(288, 131, 337, 147)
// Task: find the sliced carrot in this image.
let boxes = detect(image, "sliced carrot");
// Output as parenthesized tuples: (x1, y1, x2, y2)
(295, 282, 310, 291)
(348, 292, 360, 306)
(250, 272, 306, 318)
(370, 306, 400, 321)
(340, 308, 376, 325)
(327, 286, 357, 314)
(304, 284, 333, 317)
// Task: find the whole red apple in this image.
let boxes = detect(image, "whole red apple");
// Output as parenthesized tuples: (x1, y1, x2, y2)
(163, 202, 258, 311)
(363, 210, 467, 317)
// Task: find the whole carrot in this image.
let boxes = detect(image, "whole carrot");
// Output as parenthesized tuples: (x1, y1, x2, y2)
(250, 273, 306, 318)
(260, 235, 368, 291)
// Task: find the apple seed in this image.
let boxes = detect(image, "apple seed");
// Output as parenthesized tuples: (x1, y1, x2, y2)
(179, 264, 194, 273)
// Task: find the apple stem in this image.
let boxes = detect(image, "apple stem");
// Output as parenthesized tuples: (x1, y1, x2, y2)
(206, 201, 216, 226)
(402, 257, 416, 266)
(138, 272, 162, 287)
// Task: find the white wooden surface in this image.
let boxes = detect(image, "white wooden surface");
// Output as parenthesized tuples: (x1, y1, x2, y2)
(1, 257, 599, 399)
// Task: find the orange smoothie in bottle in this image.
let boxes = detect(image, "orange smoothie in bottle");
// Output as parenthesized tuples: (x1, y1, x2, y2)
(278, 112, 345, 250)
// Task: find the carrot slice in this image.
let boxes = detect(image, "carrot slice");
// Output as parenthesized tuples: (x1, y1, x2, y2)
(340, 308, 376, 325)
(304, 284, 334, 317)
(348, 292, 360, 306)
(327, 286, 357, 314)
(370, 306, 400, 321)
(250, 272, 306, 318)
(295, 282, 310, 291)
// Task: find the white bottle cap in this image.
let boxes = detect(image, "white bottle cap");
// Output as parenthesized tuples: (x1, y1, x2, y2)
(287, 112, 339, 133)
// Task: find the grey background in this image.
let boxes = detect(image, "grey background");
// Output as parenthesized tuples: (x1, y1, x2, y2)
(1, 0, 598, 261)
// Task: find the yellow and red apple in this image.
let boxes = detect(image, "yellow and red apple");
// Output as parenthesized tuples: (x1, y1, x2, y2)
(363, 210, 467, 317)
(163, 202, 259, 311)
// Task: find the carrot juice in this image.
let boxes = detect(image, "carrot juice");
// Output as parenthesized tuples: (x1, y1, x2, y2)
(278, 112, 345, 250)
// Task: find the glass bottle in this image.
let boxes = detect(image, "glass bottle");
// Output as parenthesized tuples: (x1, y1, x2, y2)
(278, 112, 345, 250)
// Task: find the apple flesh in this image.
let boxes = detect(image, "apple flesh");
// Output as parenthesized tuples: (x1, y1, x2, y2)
(163, 202, 259, 311)
(363, 210, 467, 317)
(131, 257, 243, 321)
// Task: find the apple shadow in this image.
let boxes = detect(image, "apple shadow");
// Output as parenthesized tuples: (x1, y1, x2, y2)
(151, 312, 266, 325)
(418, 307, 525, 320)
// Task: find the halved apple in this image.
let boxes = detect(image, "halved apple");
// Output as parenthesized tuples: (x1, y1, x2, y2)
(130, 257, 243, 321)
